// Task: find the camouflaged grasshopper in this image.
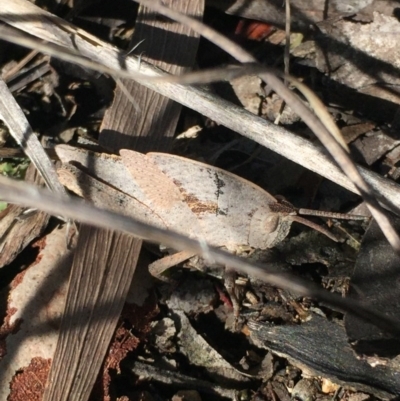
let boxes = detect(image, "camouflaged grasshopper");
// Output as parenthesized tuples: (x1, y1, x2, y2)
(55, 144, 365, 314)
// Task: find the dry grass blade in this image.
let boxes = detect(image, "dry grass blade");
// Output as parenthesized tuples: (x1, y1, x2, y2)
(1, 175, 400, 337)
(0, 78, 65, 194)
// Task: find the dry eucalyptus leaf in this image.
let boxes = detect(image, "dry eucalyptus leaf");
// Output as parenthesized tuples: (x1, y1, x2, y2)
(173, 310, 251, 384)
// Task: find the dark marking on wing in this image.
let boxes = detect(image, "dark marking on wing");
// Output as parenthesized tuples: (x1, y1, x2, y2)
(172, 178, 218, 215)
(208, 169, 227, 216)
(213, 170, 226, 198)
(247, 209, 257, 219)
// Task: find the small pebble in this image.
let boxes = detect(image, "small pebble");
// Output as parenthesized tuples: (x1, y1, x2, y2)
(292, 378, 318, 401)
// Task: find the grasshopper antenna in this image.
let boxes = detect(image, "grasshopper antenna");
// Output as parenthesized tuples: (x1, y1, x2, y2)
(297, 208, 369, 221)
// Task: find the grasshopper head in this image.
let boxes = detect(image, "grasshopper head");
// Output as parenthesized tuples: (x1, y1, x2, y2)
(249, 200, 341, 249)
(249, 208, 294, 249)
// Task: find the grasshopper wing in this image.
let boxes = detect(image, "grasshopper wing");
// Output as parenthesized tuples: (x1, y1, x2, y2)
(58, 163, 166, 230)
(147, 153, 278, 249)
(120, 149, 204, 241)
(56, 145, 150, 205)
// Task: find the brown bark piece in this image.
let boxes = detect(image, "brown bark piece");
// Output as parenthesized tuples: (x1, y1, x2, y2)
(100, 0, 204, 153)
(8, 358, 51, 401)
(249, 315, 400, 398)
(43, 226, 141, 401)
(0, 225, 75, 401)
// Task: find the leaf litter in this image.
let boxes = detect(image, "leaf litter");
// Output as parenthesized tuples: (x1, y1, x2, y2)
(1, 1, 400, 400)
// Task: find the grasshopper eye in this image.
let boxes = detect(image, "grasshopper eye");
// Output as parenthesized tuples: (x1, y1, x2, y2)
(264, 214, 280, 234)
(249, 209, 285, 249)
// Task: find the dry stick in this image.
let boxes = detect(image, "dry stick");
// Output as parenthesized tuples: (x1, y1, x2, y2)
(0, 77, 66, 194)
(274, 0, 290, 125)
(0, 1, 398, 210)
(0, 25, 269, 86)
(2, 48, 38, 82)
(2, 176, 400, 336)
(131, 0, 400, 254)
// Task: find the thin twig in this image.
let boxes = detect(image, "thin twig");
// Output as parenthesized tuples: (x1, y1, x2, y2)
(1, 175, 400, 336)
(0, 25, 269, 86)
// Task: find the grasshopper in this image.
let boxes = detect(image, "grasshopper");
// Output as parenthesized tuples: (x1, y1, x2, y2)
(55, 145, 366, 316)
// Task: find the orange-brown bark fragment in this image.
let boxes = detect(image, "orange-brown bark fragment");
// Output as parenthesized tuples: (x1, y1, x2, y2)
(8, 357, 51, 401)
